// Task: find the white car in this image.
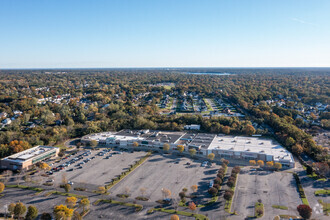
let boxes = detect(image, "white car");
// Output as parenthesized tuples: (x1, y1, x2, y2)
(68, 181, 74, 185)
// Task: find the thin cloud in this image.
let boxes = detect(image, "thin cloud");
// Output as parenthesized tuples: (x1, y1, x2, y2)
(291, 17, 318, 26)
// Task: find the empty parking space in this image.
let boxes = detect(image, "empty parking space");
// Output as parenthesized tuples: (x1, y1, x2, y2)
(109, 154, 220, 202)
(232, 168, 301, 218)
(50, 150, 147, 189)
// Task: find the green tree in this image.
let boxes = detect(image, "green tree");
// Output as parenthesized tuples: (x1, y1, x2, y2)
(64, 183, 71, 193)
(292, 144, 304, 155)
(25, 205, 38, 220)
(8, 203, 16, 218)
(285, 137, 296, 147)
(40, 213, 52, 220)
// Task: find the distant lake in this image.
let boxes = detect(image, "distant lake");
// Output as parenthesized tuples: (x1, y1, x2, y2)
(185, 72, 232, 75)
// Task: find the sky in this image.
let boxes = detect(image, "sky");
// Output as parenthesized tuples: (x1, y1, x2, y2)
(0, 0, 330, 68)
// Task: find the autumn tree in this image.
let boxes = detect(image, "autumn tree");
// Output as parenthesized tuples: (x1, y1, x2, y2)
(170, 214, 180, 220)
(140, 187, 147, 197)
(14, 202, 27, 219)
(65, 196, 77, 208)
(90, 140, 98, 149)
(208, 153, 215, 161)
(222, 126, 230, 134)
(163, 143, 170, 152)
(132, 142, 139, 148)
(244, 125, 256, 135)
(98, 186, 107, 194)
(297, 204, 312, 219)
(224, 190, 234, 201)
(79, 198, 90, 212)
(53, 204, 74, 220)
(0, 182, 5, 193)
(274, 162, 282, 170)
(208, 187, 218, 196)
(8, 203, 16, 218)
(189, 148, 196, 157)
(177, 145, 184, 153)
(249, 160, 256, 166)
(222, 159, 229, 166)
(189, 202, 197, 211)
(73, 211, 82, 220)
(266, 161, 274, 167)
(161, 188, 171, 199)
(257, 160, 264, 167)
(292, 144, 304, 155)
(190, 185, 198, 193)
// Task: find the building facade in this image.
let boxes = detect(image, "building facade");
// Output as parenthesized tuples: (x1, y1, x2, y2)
(81, 129, 295, 168)
(0, 146, 59, 171)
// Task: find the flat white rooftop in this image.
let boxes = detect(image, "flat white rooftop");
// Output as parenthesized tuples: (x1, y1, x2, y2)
(7, 145, 56, 161)
(209, 136, 293, 162)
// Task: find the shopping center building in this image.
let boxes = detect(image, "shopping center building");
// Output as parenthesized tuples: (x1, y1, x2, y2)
(0, 145, 59, 171)
(81, 129, 295, 168)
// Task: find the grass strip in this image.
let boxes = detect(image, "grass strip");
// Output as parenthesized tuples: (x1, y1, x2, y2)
(94, 199, 143, 212)
(105, 152, 151, 190)
(272, 205, 288, 210)
(151, 208, 209, 220)
(49, 191, 87, 199)
(5, 184, 44, 192)
(293, 173, 309, 206)
(225, 171, 238, 214)
(315, 189, 330, 196)
(318, 199, 330, 216)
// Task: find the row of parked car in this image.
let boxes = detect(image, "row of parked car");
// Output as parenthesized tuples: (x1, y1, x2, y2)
(50, 150, 92, 172)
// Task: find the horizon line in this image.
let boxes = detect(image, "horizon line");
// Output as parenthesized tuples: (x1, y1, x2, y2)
(1, 66, 330, 70)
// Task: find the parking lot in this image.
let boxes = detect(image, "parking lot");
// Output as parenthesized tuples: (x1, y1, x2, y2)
(47, 149, 147, 189)
(231, 167, 301, 219)
(109, 154, 220, 203)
